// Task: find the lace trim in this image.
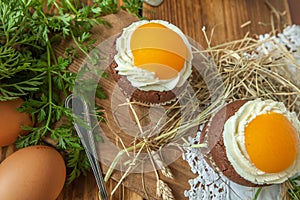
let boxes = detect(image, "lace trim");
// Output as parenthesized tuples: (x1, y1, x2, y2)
(183, 131, 281, 200)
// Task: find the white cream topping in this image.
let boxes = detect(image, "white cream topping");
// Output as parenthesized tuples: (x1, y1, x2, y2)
(114, 20, 193, 91)
(223, 99, 300, 184)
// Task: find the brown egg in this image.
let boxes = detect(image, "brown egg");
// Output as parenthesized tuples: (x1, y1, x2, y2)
(0, 145, 66, 200)
(0, 98, 33, 147)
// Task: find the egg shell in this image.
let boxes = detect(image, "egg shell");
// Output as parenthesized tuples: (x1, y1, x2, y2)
(0, 98, 33, 147)
(0, 145, 66, 200)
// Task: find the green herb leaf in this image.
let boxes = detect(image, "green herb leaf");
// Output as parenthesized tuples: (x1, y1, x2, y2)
(1, 0, 143, 185)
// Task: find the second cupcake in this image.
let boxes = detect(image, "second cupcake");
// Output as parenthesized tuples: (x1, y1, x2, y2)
(201, 99, 300, 186)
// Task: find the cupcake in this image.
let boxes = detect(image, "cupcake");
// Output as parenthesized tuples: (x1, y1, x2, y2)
(201, 99, 300, 186)
(109, 20, 193, 104)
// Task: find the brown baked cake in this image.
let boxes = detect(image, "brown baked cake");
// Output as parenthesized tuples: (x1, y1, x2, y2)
(201, 99, 300, 187)
(200, 100, 256, 186)
(109, 20, 193, 104)
(109, 61, 187, 104)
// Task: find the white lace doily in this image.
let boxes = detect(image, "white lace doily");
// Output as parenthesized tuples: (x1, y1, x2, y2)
(183, 25, 300, 200)
(247, 24, 300, 87)
(183, 131, 281, 200)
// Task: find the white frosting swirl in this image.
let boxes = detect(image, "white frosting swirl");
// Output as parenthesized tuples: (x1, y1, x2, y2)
(114, 20, 193, 91)
(223, 99, 300, 184)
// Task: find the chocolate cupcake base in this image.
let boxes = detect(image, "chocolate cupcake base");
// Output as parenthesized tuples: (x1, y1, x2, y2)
(200, 100, 259, 187)
(108, 61, 187, 105)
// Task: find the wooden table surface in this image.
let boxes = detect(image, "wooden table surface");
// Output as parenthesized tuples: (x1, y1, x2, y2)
(1, 1, 299, 200)
(112, 1, 299, 199)
(72, 1, 299, 199)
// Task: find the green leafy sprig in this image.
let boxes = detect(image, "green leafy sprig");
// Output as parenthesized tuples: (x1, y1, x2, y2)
(121, 0, 143, 18)
(288, 176, 300, 200)
(0, 0, 118, 184)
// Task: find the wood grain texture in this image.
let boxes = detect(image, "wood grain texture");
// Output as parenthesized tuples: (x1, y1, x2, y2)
(143, 0, 291, 47)
(288, 0, 300, 25)
(1, 1, 298, 200)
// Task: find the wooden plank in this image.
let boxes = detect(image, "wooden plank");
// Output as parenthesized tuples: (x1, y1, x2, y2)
(55, 8, 195, 200)
(143, 0, 292, 47)
(288, 0, 300, 25)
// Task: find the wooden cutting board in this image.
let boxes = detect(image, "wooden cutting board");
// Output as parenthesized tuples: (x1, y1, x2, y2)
(54, 10, 196, 200)
(1, 1, 297, 200)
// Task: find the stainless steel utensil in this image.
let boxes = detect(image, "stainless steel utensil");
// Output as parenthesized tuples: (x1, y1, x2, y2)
(144, 0, 164, 6)
(65, 94, 108, 200)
